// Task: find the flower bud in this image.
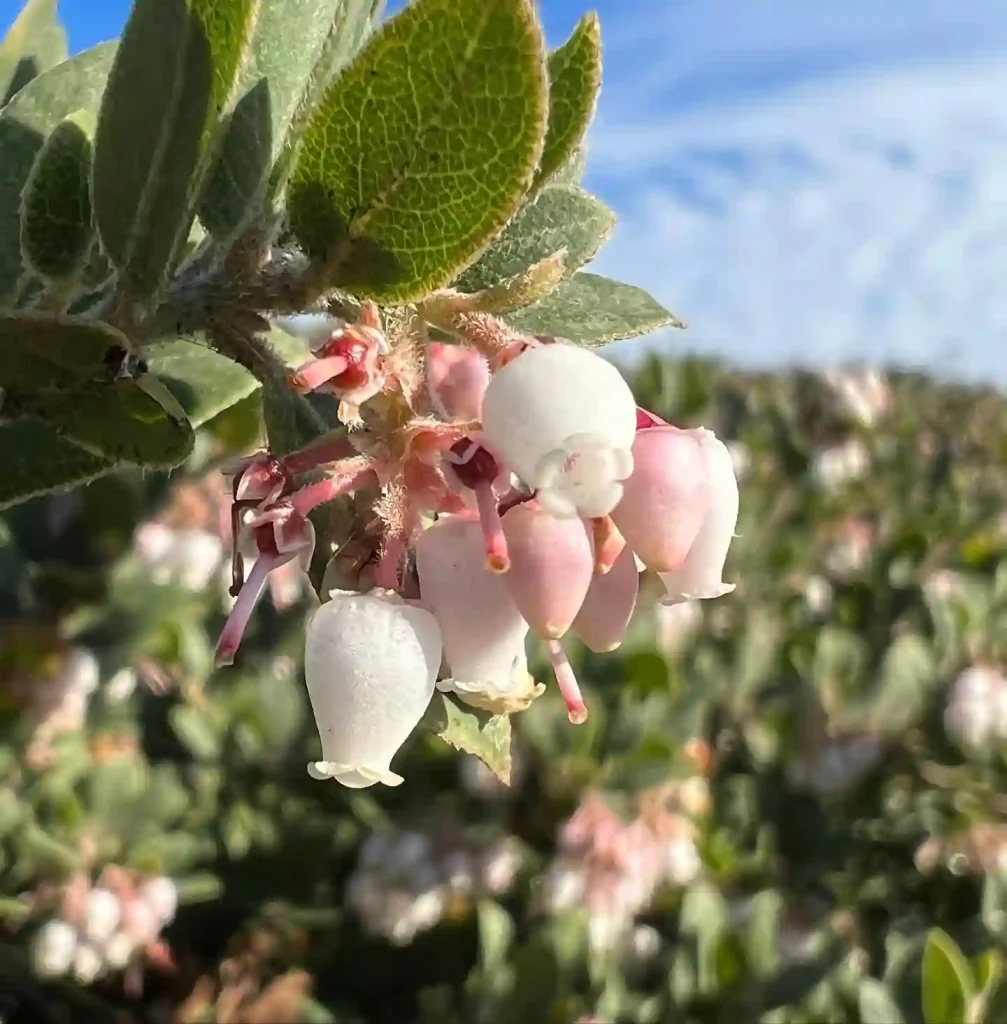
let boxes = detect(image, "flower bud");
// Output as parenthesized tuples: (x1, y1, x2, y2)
(31, 920, 78, 978)
(481, 344, 636, 518)
(500, 502, 594, 639)
(415, 514, 542, 712)
(572, 544, 640, 653)
(72, 942, 103, 985)
(659, 429, 739, 602)
(104, 931, 136, 970)
(611, 425, 709, 572)
(121, 895, 162, 944)
(427, 343, 490, 422)
(84, 887, 121, 945)
(305, 589, 441, 787)
(138, 876, 178, 925)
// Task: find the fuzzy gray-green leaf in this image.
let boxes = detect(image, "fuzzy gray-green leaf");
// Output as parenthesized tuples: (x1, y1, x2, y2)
(20, 109, 95, 281)
(506, 272, 683, 345)
(455, 184, 614, 293)
(92, 0, 261, 301)
(532, 13, 601, 192)
(0, 312, 133, 393)
(199, 0, 374, 242)
(0, 0, 68, 106)
(8, 376, 195, 469)
(0, 333, 304, 510)
(287, 0, 548, 302)
(0, 41, 115, 306)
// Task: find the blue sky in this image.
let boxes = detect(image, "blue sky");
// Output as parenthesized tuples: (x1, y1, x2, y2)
(5, 0, 1007, 382)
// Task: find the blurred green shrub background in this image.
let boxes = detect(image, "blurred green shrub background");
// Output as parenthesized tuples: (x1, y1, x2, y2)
(3, 352, 1007, 1023)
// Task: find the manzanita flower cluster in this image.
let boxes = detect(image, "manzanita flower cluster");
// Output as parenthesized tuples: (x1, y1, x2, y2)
(31, 869, 177, 986)
(214, 304, 740, 788)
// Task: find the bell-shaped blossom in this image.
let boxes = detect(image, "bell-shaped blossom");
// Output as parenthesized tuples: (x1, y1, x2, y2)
(415, 513, 543, 713)
(105, 932, 137, 970)
(72, 943, 103, 984)
(572, 544, 640, 653)
(426, 342, 490, 422)
(83, 887, 121, 945)
(31, 920, 78, 978)
(481, 343, 636, 518)
(138, 876, 177, 925)
(500, 501, 594, 639)
(611, 425, 709, 572)
(659, 428, 739, 603)
(304, 589, 441, 788)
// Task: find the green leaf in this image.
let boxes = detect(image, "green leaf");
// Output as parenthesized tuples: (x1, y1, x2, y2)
(429, 694, 512, 784)
(678, 881, 730, 997)
(0, 0, 68, 106)
(0, 41, 116, 305)
(532, 13, 601, 192)
(175, 871, 224, 903)
(19, 109, 95, 281)
(200, 0, 376, 241)
(268, 0, 383, 198)
(506, 272, 683, 345)
(744, 889, 784, 978)
(0, 419, 109, 511)
(454, 184, 614, 293)
(9, 374, 196, 468)
(262, 381, 339, 455)
(287, 0, 548, 302)
(858, 978, 906, 1024)
(868, 634, 936, 735)
(477, 900, 515, 975)
(0, 312, 136, 392)
(170, 703, 222, 760)
(922, 929, 973, 1024)
(146, 336, 263, 424)
(92, 0, 261, 301)
(87, 754, 149, 830)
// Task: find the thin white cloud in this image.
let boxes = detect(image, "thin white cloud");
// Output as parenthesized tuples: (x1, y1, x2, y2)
(584, 3, 1007, 382)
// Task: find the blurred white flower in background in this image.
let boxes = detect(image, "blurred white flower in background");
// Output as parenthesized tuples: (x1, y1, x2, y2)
(655, 600, 703, 656)
(347, 828, 522, 945)
(103, 667, 138, 704)
(811, 439, 870, 491)
(24, 646, 99, 766)
(541, 787, 705, 954)
(822, 368, 892, 428)
(944, 664, 1007, 750)
(823, 518, 875, 579)
(787, 734, 884, 796)
(133, 522, 225, 593)
(726, 440, 751, 480)
(29, 869, 178, 986)
(803, 574, 833, 615)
